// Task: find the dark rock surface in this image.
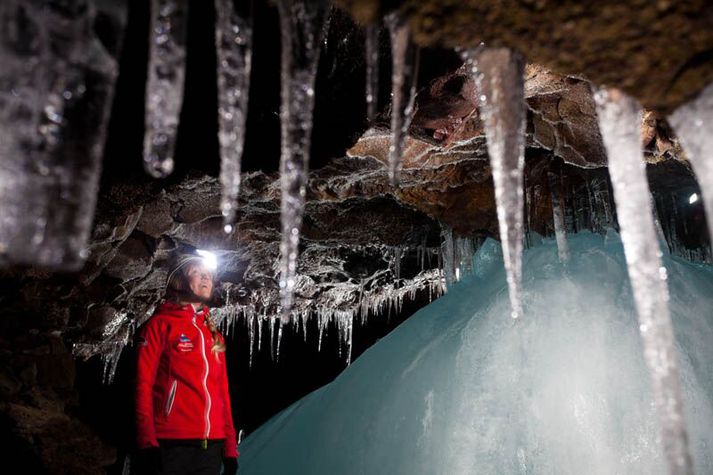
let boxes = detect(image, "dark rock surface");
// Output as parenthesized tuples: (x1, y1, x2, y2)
(335, 0, 713, 113)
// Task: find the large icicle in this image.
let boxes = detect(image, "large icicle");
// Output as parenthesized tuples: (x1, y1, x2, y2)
(463, 47, 526, 319)
(669, 82, 713, 249)
(215, 0, 253, 232)
(548, 172, 570, 263)
(276, 0, 329, 322)
(593, 87, 693, 475)
(385, 12, 419, 187)
(143, 0, 188, 178)
(364, 22, 380, 122)
(0, 0, 127, 269)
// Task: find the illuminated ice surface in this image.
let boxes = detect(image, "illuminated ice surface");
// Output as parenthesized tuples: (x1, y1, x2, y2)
(238, 232, 713, 475)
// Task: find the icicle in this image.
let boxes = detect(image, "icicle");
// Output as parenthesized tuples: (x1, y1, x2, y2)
(463, 47, 526, 319)
(440, 226, 456, 289)
(548, 172, 570, 263)
(393, 246, 403, 281)
(345, 314, 354, 365)
(585, 180, 595, 231)
(651, 194, 669, 252)
(215, 0, 253, 232)
(385, 11, 419, 187)
(248, 313, 255, 368)
(276, 319, 284, 362)
(591, 177, 613, 232)
(317, 310, 329, 352)
(669, 82, 713, 249)
(365, 22, 380, 122)
(276, 0, 329, 323)
(593, 86, 693, 475)
(102, 342, 124, 385)
(525, 179, 533, 248)
(122, 454, 131, 475)
(668, 194, 679, 256)
(143, 0, 188, 178)
(269, 316, 277, 361)
(0, 1, 126, 269)
(257, 315, 264, 352)
(455, 237, 475, 277)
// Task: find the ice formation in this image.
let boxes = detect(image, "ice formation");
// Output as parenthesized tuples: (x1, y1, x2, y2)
(0, 0, 126, 269)
(463, 47, 526, 319)
(276, 0, 329, 323)
(594, 87, 693, 475)
(439, 226, 477, 289)
(668, 82, 713, 251)
(385, 11, 419, 186)
(214, 267, 445, 366)
(364, 22, 380, 122)
(238, 233, 713, 475)
(549, 172, 570, 263)
(143, 0, 188, 178)
(215, 0, 253, 231)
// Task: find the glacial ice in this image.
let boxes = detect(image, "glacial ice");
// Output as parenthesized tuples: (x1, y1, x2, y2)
(237, 232, 713, 475)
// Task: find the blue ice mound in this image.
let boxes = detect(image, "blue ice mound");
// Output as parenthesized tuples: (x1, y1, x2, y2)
(239, 232, 713, 474)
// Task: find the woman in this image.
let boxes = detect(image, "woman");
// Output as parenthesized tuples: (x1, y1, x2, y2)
(135, 252, 238, 475)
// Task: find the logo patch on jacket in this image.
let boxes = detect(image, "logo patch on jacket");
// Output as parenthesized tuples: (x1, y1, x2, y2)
(175, 334, 194, 352)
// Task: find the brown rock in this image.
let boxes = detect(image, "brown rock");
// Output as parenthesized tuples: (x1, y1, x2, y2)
(336, 0, 713, 113)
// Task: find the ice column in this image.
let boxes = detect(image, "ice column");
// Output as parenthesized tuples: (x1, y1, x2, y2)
(0, 0, 127, 270)
(440, 226, 456, 289)
(365, 22, 380, 122)
(593, 86, 693, 475)
(215, 0, 253, 232)
(548, 172, 570, 263)
(276, 0, 329, 322)
(143, 0, 188, 178)
(463, 47, 526, 319)
(669, 82, 713, 249)
(385, 11, 419, 187)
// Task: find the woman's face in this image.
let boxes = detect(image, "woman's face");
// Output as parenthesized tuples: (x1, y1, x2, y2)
(186, 263, 214, 302)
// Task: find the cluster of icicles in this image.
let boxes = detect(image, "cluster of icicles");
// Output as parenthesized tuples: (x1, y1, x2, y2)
(146, 1, 712, 472)
(213, 265, 447, 367)
(2, 1, 713, 473)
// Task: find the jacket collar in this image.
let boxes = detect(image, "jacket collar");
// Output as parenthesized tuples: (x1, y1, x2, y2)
(157, 301, 210, 320)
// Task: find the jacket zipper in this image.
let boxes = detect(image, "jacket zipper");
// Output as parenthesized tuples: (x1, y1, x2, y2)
(165, 379, 177, 417)
(192, 313, 211, 443)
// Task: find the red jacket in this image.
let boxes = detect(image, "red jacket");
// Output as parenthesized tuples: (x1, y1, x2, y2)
(135, 301, 238, 458)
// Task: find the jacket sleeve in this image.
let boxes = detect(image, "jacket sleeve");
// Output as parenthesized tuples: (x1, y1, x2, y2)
(135, 317, 164, 449)
(220, 342, 239, 458)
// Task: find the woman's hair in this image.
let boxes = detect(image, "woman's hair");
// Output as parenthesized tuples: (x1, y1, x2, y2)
(165, 255, 226, 354)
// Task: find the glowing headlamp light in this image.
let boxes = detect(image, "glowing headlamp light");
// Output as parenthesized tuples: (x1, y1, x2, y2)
(196, 249, 218, 271)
